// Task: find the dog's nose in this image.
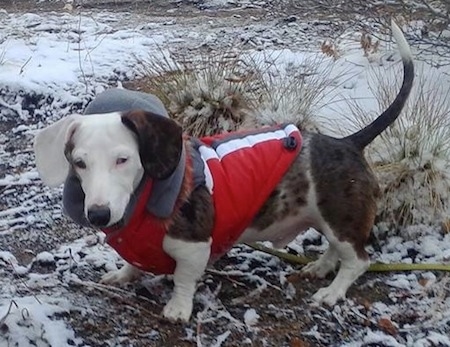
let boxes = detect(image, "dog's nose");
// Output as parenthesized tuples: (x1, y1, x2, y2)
(87, 205, 111, 227)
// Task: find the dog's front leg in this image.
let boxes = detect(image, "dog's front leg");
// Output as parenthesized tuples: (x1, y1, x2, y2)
(162, 235, 211, 322)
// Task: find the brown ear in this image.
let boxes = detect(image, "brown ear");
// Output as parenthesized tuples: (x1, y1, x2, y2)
(121, 110, 183, 180)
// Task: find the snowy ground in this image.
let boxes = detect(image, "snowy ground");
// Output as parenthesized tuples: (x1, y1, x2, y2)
(1, 1, 450, 346)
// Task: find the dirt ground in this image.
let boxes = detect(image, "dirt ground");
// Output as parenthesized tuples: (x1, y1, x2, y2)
(1, 0, 267, 17)
(1, 1, 449, 346)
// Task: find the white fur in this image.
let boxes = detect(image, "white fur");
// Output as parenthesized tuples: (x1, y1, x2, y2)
(162, 235, 211, 322)
(100, 263, 142, 284)
(391, 20, 413, 63)
(310, 239, 369, 305)
(34, 112, 144, 226)
(302, 246, 339, 279)
(34, 114, 80, 187)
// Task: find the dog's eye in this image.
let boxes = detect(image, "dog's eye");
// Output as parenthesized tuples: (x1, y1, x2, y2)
(74, 159, 86, 169)
(116, 157, 128, 165)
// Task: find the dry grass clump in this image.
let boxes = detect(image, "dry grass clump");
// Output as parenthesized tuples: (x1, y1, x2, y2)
(321, 40, 341, 60)
(137, 49, 338, 137)
(360, 31, 380, 57)
(137, 50, 259, 137)
(248, 52, 343, 133)
(346, 66, 450, 230)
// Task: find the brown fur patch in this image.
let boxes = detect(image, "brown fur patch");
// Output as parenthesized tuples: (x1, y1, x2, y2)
(166, 141, 214, 242)
(309, 133, 379, 259)
(121, 110, 183, 179)
(64, 139, 75, 163)
(167, 185, 214, 242)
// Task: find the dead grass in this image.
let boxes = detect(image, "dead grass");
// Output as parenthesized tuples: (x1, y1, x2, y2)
(248, 52, 346, 133)
(345, 65, 450, 229)
(135, 48, 342, 137)
(135, 49, 258, 137)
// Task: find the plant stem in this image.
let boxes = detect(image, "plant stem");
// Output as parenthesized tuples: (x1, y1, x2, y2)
(246, 243, 450, 272)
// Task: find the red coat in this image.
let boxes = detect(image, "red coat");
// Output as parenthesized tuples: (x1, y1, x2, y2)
(103, 124, 302, 274)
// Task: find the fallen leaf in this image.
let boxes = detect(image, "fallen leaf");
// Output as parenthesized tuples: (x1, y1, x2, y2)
(290, 337, 309, 347)
(362, 299, 372, 311)
(419, 277, 429, 287)
(378, 317, 398, 336)
(441, 219, 450, 234)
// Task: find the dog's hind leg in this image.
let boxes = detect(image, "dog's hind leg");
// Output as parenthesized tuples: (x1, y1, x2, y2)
(302, 243, 339, 279)
(310, 225, 369, 306)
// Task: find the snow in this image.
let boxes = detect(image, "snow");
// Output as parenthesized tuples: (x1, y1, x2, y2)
(1, 1, 450, 346)
(361, 330, 404, 347)
(0, 11, 169, 109)
(416, 332, 450, 347)
(243, 308, 260, 327)
(211, 330, 232, 347)
(0, 296, 81, 347)
(35, 251, 55, 263)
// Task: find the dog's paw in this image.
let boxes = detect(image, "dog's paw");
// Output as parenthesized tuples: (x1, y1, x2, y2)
(100, 265, 140, 285)
(162, 297, 193, 323)
(100, 270, 130, 285)
(311, 287, 344, 306)
(301, 261, 333, 279)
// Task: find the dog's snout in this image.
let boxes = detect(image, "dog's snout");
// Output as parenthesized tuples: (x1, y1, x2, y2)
(87, 205, 111, 227)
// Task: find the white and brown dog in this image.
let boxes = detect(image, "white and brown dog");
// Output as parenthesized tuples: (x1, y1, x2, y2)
(34, 21, 414, 322)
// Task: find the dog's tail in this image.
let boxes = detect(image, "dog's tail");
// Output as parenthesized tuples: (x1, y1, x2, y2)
(345, 20, 414, 150)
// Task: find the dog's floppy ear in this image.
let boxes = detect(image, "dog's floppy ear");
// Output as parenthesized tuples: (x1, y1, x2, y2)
(121, 110, 183, 180)
(34, 115, 81, 187)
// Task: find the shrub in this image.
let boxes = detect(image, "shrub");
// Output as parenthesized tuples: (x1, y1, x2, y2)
(345, 64, 450, 230)
(136, 48, 340, 137)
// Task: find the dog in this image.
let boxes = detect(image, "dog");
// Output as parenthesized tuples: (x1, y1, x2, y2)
(33, 21, 413, 323)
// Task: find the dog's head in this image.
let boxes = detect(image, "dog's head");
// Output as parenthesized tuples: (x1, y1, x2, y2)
(34, 110, 183, 227)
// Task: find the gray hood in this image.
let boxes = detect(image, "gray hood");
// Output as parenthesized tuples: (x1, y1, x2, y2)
(62, 88, 185, 227)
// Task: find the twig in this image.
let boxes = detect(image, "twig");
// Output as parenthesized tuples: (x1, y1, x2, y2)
(331, 310, 345, 330)
(246, 243, 313, 265)
(418, 0, 450, 21)
(77, 11, 89, 93)
(70, 278, 161, 318)
(196, 321, 203, 347)
(19, 56, 32, 75)
(206, 269, 249, 288)
(349, 307, 376, 326)
(21, 308, 30, 320)
(208, 268, 282, 291)
(246, 243, 450, 272)
(0, 181, 36, 187)
(0, 97, 22, 116)
(70, 278, 158, 305)
(8, 260, 42, 305)
(0, 300, 18, 325)
(0, 206, 28, 218)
